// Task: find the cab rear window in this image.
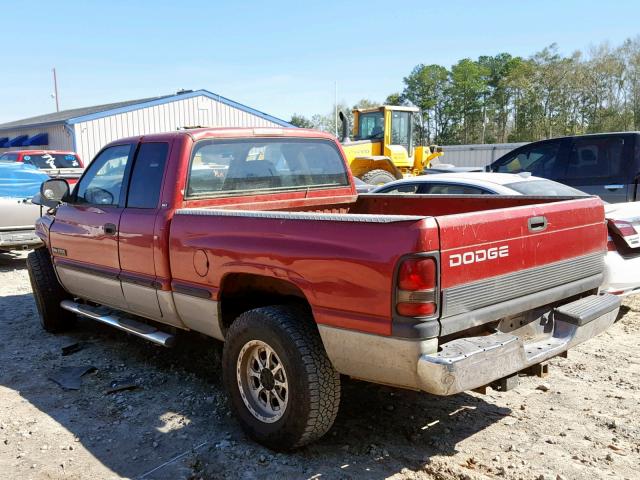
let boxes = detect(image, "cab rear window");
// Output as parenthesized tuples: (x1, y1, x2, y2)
(23, 153, 81, 169)
(186, 138, 349, 197)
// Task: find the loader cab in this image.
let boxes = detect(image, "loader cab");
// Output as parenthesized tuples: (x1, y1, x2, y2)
(353, 106, 416, 159)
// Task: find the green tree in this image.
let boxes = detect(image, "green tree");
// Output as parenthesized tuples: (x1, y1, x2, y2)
(384, 93, 406, 105)
(402, 64, 450, 143)
(289, 113, 314, 128)
(449, 58, 490, 143)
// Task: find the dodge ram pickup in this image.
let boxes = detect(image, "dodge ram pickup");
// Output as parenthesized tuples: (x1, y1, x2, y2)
(28, 127, 620, 450)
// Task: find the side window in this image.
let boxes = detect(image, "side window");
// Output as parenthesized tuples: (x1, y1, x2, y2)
(494, 142, 562, 177)
(74, 145, 132, 206)
(358, 112, 385, 140)
(422, 184, 490, 195)
(565, 137, 628, 183)
(380, 183, 419, 194)
(127, 143, 169, 208)
(0, 153, 18, 162)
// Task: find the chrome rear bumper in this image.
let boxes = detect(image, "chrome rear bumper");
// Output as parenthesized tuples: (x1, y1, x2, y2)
(417, 294, 620, 395)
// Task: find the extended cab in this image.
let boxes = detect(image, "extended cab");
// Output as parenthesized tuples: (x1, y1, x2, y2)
(28, 128, 619, 449)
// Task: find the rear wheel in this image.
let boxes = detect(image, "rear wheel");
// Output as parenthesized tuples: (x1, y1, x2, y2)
(27, 247, 75, 332)
(360, 168, 397, 185)
(222, 305, 340, 450)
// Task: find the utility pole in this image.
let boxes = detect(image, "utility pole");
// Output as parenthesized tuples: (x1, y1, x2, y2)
(52, 68, 60, 112)
(481, 90, 487, 144)
(334, 81, 338, 137)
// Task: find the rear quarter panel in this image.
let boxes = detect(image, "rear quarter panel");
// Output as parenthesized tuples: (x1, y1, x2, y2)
(169, 211, 439, 335)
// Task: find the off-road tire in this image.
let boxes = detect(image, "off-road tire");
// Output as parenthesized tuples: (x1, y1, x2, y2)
(27, 247, 75, 332)
(222, 305, 340, 450)
(360, 168, 397, 185)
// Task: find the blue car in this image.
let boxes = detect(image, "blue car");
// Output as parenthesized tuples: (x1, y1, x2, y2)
(0, 163, 49, 251)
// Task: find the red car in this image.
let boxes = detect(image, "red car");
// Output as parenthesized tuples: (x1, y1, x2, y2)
(0, 150, 84, 185)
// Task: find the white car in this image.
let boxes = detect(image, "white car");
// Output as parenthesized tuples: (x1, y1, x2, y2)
(602, 202, 640, 296)
(372, 172, 640, 297)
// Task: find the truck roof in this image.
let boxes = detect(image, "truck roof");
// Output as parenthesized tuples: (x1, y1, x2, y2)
(110, 127, 337, 145)
(3, 149, 78, 156)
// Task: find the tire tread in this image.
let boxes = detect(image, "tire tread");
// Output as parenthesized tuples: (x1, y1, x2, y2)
(224, 305, 340, 449)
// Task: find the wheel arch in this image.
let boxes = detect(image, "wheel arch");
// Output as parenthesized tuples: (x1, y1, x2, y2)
(219, 273, 313, 335)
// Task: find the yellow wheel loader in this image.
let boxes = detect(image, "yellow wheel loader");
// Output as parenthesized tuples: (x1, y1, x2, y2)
(339, 105, 443, 185)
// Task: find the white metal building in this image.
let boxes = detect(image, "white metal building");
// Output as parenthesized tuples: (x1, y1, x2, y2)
(0, 89, 292, 162)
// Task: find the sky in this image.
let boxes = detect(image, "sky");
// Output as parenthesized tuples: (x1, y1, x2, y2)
(1, 0, 640, 125)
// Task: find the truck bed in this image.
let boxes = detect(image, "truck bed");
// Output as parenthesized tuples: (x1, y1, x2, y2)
(170, 194, 606, 337)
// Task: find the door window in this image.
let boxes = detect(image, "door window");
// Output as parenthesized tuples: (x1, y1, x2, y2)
(564, 137, 628, 184)
(74, 145, 132, 206)
(493, 142, 562, 177)
(127, 143, 169, 208)
(421, 183, 491, 195)
(390, 111, 411, 150)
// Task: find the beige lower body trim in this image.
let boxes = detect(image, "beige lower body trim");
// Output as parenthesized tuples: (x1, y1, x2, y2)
(173, 293, 224, 341)
(57, 266, 127, 311)
(156, 290, 187, 328)
(317, 325, 438, 390)
(122, 282, 163, 321)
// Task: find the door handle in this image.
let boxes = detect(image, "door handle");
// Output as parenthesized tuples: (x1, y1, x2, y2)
(103, 223, 117, 235)
(528, 215, 547, 232)
(604, 184, 624, 191)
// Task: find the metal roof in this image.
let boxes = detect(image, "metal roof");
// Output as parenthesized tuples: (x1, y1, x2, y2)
(0, 89, 292, 130)
(0, 95, 172, 130)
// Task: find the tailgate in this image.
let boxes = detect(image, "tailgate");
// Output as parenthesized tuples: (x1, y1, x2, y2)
(436, 197, 606, 329)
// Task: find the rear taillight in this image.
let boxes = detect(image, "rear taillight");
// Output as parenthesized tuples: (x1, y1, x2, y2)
(396, 257, 437, 317)
(609, 219, 637, 237)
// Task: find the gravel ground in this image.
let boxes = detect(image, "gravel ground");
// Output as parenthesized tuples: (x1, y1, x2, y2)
(0, 251, 638, 480)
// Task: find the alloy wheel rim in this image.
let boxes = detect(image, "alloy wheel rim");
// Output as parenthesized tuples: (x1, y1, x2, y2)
(236, 340, 289, 423)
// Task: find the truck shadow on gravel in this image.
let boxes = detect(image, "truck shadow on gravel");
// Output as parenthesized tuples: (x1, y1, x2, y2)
(0, 290, 510, 480)
(0, 252, 28, 272)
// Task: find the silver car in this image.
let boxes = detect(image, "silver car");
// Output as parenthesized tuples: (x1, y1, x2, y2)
(0, 163, 49, 251)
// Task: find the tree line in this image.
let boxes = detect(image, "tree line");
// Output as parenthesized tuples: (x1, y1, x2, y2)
(290, 37, 640, 145)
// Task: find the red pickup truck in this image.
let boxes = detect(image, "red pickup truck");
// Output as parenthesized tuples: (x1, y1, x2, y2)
(28, 128, 619, 450)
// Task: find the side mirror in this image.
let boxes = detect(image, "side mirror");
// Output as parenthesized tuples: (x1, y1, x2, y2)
(33, 178, 70, 209)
